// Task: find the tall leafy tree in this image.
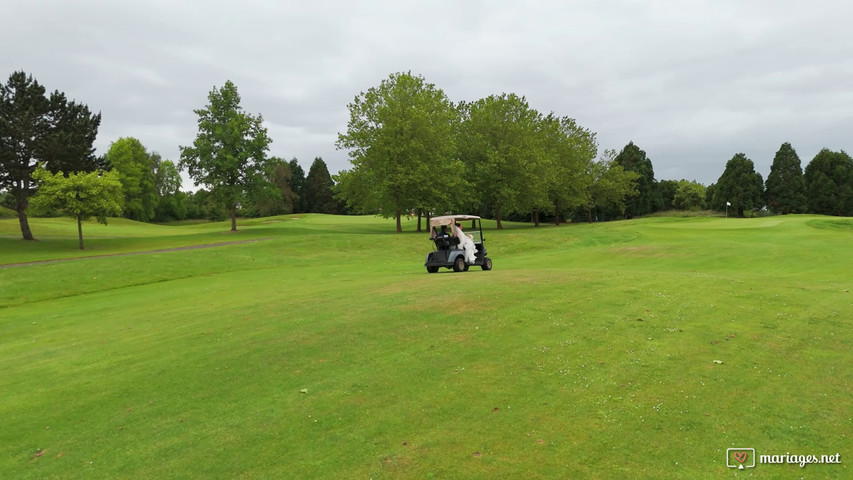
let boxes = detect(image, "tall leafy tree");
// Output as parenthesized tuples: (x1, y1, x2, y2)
(287, 158, 307, 213)
(579, 149, 639, 222)
(336, 72, 462, 232)
(765, 142, 807, 214)
(179, 80, 272, 231)
(613, 142, 661, 218)
(153, 156, 187, 221)
(247, 157, 298, 217)
(458, 93, 544, 229)
(106, 137, 158, 222)
(672, 180, 706, 211)
(711, 153, 764, 217)
(28, 166, 123, 249)
(804, 148, 853, 216)
(658, 179, 679, 211)
(539, 114, 598, 225)
(305, 157, 338, 214)
(0, 71, 101, 240)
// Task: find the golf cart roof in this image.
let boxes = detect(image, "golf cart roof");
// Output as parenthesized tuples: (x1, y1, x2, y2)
(430, 215, 481, 227)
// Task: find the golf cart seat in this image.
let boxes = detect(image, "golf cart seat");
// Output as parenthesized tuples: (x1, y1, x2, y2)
(433, 235, 460, 250)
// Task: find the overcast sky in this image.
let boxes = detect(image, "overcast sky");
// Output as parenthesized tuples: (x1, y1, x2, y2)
(4, 0, 852, 188)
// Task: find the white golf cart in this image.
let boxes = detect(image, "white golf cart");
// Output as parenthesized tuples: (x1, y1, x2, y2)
(424, 215, 493, 273)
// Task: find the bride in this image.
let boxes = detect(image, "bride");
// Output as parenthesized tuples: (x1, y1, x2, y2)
(455, 223, 477, 264)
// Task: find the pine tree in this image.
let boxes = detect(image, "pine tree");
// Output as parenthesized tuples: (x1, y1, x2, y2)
(305, 157, 338, 214)
(711, 153, 764, 217)
(804, 149, 853, 216)
(613, 142, 661, 218)
(765, 142, 806, 214)
(0, 71, 101, 240)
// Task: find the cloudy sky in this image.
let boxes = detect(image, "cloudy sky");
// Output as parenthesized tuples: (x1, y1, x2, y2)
(4, 0, 852, 188)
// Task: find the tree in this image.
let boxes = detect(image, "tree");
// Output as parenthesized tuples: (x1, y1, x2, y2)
(0, 71, 102, 240)
(540, 114, 597, 226)
(246, 157, 298, 217)
(804, 149, 853, 216)
(28, 166, 123, 249)
(336, 72, 462, 232)
(458, 94, 544, 229)
(185, 188, 228, 221)
(305, 157, 338, 214)
(153, 156, 187, 222)
(179, 80, 272, 231)
(711, 153, 764, 217)
(672, 180, 706, 211)
(613, 142, 661, 218)
(288, 158, 307, 213)
(579, 150, 639, 222)
(106, 137, 158, 222)
(765, 142, 807, 214)
(658, 179, 679, 211)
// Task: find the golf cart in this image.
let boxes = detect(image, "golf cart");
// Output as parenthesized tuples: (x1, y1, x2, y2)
(425, 215, 493, 273)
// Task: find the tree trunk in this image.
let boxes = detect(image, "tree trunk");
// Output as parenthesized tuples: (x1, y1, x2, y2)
(587, 208, 593, 223)
(77, 215, 84, 250)
(396, 209, 402, 233)
(532, 209, 540, 227)
(417, 210, 422, 232)
(495, 208, 503, 230)
(231, 206, 238, 231)
(554, 202, 561, 225)
(16, 194, 35, 241)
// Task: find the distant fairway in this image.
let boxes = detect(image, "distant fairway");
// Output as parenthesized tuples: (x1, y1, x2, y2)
(1, 214, 850, 479)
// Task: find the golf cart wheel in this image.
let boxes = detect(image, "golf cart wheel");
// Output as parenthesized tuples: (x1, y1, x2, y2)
(482, 257, 493, 271)
(453, 256, 466, 272)
(426, 265, 439, 273)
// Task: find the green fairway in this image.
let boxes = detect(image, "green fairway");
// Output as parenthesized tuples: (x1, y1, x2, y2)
(1, 214, 850, 479)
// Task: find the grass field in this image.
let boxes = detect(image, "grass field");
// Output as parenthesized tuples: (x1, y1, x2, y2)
(1, 214, 850, 479)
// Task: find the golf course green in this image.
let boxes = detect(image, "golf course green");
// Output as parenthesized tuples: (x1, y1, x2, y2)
(1, 213, 849, 479)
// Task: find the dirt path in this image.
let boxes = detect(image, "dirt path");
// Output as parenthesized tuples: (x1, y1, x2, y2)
(0, 238, 273, 269)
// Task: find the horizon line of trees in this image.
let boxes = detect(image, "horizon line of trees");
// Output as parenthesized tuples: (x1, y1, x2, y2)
(0, 71, 344, 241)
(3, 69, 852, 242)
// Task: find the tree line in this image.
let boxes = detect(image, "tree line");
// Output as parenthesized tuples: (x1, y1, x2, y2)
(0, 72, 341, 245)
(3, 69, 852, 244)
(608, 141, 853, 219)
(335, 72, 639, 231)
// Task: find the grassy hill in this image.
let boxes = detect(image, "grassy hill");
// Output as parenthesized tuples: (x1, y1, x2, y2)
(1, 214, 850, 479)
(0, 205, 16, 220)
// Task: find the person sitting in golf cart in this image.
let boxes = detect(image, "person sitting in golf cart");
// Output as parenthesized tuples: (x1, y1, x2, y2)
(430, 224, 456, 250)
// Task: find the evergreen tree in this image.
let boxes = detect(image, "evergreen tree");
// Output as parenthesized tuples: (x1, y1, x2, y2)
(711, 153, 764, 217)
(765, 142, 807, 214)
(613, 142, 661, 218)
(305, 157, 338, 214)
(804, 149, 853, 216)
(0, 71, 101, 240)
(288, 158, 307, 213)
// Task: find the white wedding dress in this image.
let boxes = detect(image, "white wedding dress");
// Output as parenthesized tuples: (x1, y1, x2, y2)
(457, 229, 477, 264)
